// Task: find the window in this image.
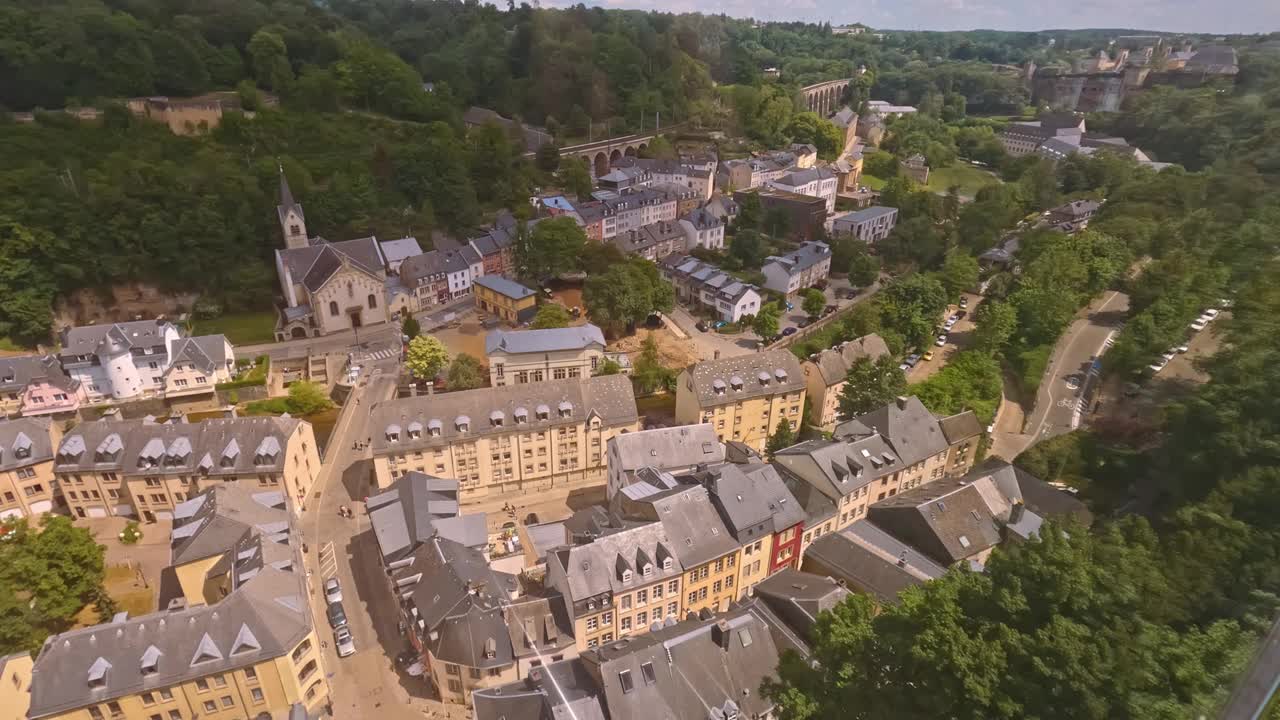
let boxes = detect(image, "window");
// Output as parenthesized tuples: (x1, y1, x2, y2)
(143, 692, 156, 705)
(196, 678, 210, 692)
(621, 617, 632, 632)
(602, 611, 613, 624)
(292, 639, 312, 662)
(553, 368, 566, 380)
(620, 595, 632, 610)
(221, 695, 234, 708)
(251, 688, 264, 703)
(297, 659, 318, 683)
(445, 663, 460, 676)
(213, 675, 227, 688)
(150, 714, 163, 720)
(637, 589, 648, 605)
(108, 701, 123, 716)
(447, 679, 463, 693)
(668, 579, 679, 593)
(586, 616, 598, 631)
(160, 689, 173, 701)
(619, 669, 635, 694)
(89, 709, 104, 720)
(688, 590, 698, 605)
(168, 711, 181, 720)
(668, 601, 678, 616)
(652, 583, 662, 600)
(328, 301, 339, 316)
(469, 668, 482, 680)
(368, 294, 377, 309)
(636, 611, 647, 626)
(641, 661, 657, 686)
(202, 701, 217, 713)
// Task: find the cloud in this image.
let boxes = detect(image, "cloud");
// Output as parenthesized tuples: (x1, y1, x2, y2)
(535, 0, 1280, 33)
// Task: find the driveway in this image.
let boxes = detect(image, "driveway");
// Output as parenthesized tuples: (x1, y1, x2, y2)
(907, 292, 983, 382)
(666, 306, 758, 360)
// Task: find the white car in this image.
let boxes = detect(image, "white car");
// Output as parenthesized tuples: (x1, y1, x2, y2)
(935, 335, 947, 347)
(1203, 308, 1220, 319)
(1175, 344, 1190, 353)
(335, 626, 356, 658)
(1148, 361, 1167, 373)
(1190, 320, 1208, 331)
(323, 577, 342, 604)
(1162, 351, 1177, 362)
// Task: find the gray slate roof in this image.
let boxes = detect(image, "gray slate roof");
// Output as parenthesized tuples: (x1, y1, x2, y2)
(371, 375, 637, 456)
(59, 319, 177, 360)
(773, 432, 901, 501)
(803, 520, 945, 604)
(474, 275, 536, 301)
(485, 324, 606, 356)
(679, 463, 804, 542)
(752, 568, 852, 637)
(938, 410, 983, 445)
(774, 167, 835, 187)
(680, 349, 804, 409)
(867, 475, 1010, 566)
(366, 472, 487, 562)
(836, 396, 951, 467)
(0, 417, 54, 471)
(841, 205, 898, 223)
(763, 241, 832, 277)
(551, 520, 683, 611)
(607, 424, 723, 477)
(624, 484, 740, 569)
(380, 237, 423, 265)
(278, 237, 386, 292)
(166, 335, 230, 375)
(808, 334, 891, 386)
(55, 416, 303, 478)
(473, 659, 606, 720)
(0, 354, 78, 394)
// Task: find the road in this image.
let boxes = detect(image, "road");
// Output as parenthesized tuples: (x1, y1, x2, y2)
(990, 289, 1130, 460)
(907, 292, 983, 382)
(302, 356, 470, 720)
(1219, 614, 1280, 720)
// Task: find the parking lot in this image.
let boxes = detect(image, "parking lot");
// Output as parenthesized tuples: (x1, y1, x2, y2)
(907, 292, 984, 381)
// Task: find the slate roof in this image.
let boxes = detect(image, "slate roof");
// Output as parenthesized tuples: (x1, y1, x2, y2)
(474, 275, 535, 302)
(278, 237, 386, 293)
(680, 207, 721, 231)
(867, 475, 1010, 566)
(550, 519, 683, 612)
(623, 484, 740, 569)
(774, 432, 900, 502)
(165, 335, 230, 375)
(779, 471, 838, 527)
(774, 167, 835, 188)
(1050, 199, 1101, 220)
(473, 659, 607, 720)
(836, 396, 951, 467)
(54, 416, 302, 478)
(371, 375, 638, 455)
(0, 417, 54, 472)
(752, 568, 852, 637)
(399, 248, 474, 286)
(831, 106, 858, 127)
(276, 170, 304, 227)
(366, 472, 487, 562)
(679, 463, 804, 542)
(380, 237, 423, 266)
(583, 607, 780, 720)
(763, 241, 832, 277)
(59, 319, 177, 360)
(607, 424, 724, 478)
(393, 536, 519, 668)
(803, 521, 945, 604)
(938, 410, 983, 445)
(485, 324, 606, 356)
(975, 458, 1092, 525)
(808, 333, 891, 386)
(679, 350, 804, 409)
(505, 594, 576, 661)
(28, 483, 309, 719)
(839, 205, 898, 223)
(660, 255, 761, 305)
(702, 193, 739, 221)
(611, 221, 687, 257)
(0, 354, 78, 394)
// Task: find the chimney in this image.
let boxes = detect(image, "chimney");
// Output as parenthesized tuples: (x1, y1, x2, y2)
(1010, 501, 1026, 524)
(895, 396, 909, 410)
(711, 619, 731, 651)
(897, 550, 907, 568)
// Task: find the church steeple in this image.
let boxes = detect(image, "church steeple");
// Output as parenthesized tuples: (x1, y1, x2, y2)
(276, 164, 309, 250)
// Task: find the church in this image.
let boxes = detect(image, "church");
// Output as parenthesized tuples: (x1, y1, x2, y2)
(272, 170, 394, 341)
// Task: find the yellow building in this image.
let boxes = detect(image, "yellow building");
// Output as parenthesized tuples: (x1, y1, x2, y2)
(474, 275, 538, 325)
(53, 416, 320, 522)
(801, 334, 891, 430)
(0, 418, 62, 521)
(0, 652, 33, 720)
(26, 485, 330, 720)
(370, 375, 639, 504)
(674, 350, 806, 452)
(486, 324, 626, 388)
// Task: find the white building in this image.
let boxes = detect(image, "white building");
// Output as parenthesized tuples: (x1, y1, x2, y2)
(768, 167, 839, 213)
(55, 320, 234, 402)
(678, 208, 725, 251)
(659, 255, 763, 323)
(761, 241, 833, 296)
(831, 205, 899, 243)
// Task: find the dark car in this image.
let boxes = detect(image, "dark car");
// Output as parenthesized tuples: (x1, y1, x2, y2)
(326, 602, 348, 629)
(695, 321, 710, 332)
(781, 327, 798, 337)
(955, 310, 967, 319)
(823, 304, 838, 316)
(798, 318, 813, 328)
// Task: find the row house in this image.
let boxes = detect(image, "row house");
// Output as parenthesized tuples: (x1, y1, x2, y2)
(485, 324, 628, 388)
(677, 208, 725, 251)
(768, 167, 839, 213)
(761, 241, 833, 297)
(801, 334, 892, 429)
(27, 484, 330, 720)
(658, 255, 762, 323)
(0, 355, 84, 417)
(57, 320, 234, 403)
(599, 188, 678, 235)
(673, 350, 806, 453)
(53, 416, 320, 522)
(370, 375, 640, 504)
(610, 220, 688, 262)
(614, 157, 715, 201)
(830, 205, 899, 243)
(0, 418, 61, 520)
(399, 246, 484, 311)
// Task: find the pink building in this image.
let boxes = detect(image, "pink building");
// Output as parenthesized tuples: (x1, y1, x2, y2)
(0, 355, 84, 418)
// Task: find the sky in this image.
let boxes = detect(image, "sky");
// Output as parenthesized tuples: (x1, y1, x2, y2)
(537, 0, 1280, 34)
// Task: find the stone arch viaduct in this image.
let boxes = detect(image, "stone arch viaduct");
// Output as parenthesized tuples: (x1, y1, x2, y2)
(800, 79, 852, 116)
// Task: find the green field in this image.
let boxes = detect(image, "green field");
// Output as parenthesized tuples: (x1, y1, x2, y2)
(191, 310, 277, 345)
(925, 164, 1002, 197)
(860, 173, 887, 190)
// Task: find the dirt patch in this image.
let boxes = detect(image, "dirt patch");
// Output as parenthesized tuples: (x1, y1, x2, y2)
(56, 282, 198, 329)
(432, 318, 491, 364)
(609, 327, 699, 369)
(73, 564, 156, 628)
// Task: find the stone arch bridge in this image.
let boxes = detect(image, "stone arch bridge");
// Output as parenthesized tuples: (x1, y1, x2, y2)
(800, 79, 852, 116)
(558, 134, 653, 176)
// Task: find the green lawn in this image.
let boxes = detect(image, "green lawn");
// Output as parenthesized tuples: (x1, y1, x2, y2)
(860, 173, 887, 190)
(0, 337, 33, 353)
(925, 164, 1002, 197)
(191, 311, 277, 345)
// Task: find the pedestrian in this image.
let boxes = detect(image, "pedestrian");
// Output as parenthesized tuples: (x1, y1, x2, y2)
(356, 398, 361, 405)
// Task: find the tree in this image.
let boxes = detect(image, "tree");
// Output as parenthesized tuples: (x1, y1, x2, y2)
(536, 143, 561, 173)
(447, 353, 486, 390)
(836, 355, 908, 420)
(531, 303, 572, 329)
(0, 220, 61, 343)
(406, 335, 450, 380)
(753, 302, 782, 339)
(766, 417, 797, 458)
(559, 157, 594, 200)
(972, 300, 1017, 355)
(848, 250, 881, 287)
(784, 112, 845, 159)
(802, 288, 826, 318)
(285, 381, 331, 414)
(939, 253, 980, 297)
(584, 259, 675, 336)
(631, 335, 674, 394)
(640, 136, 676, 160)
(598, 358, 623, 375)
(879, 274, 949, 349)
(517, 216, 586, 282)
(910, 350, 1003, 422)
(0, 515, 107, 654)
(729, 229, 767, 269)
(734, 192, 763, 232)
(402, 315, 421, 340)
(247, 30, 293, 93)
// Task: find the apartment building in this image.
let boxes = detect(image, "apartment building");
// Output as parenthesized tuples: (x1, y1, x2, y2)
(674, 350, 806, 452)
(53, 416, 320, 522)
(473, 275, 538, 325)
(0, 418, 61, 520)
(599, 188, 677, 236)
(998, 112, 1087, 156)
(58, 320, 180, 401)
(0, 652, 33, 720)
(610, 221, 688, 262)
(761, 241, 833, 297)
(161, 336, 236, 399)
(604, 424, 724, 499)
(938, 411, 984, 477)
(678, 208, 725, 251)
(545, 511, 686, 651)
(836, 396, 979, 489)
(399, 246, 485, 310)
(801, 334, 892, 429)
(370, 375, 640, 503)
(0, 355, 83, 418)
(26, 485, 329, 720)
(831, 205, 899, 243)
(486, 324, 627, 388)
(734, 187, 828, 241)
(614, 157, 715, 200)
(768, 167, 838, 213)
(658, 255, 763, 323)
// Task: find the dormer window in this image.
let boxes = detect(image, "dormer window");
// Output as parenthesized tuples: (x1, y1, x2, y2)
(643, 564, 653, 578)
(558, 401, 573, 418)
(663, 557, 673, 571)
(456, 416, 471, 433)
(407, 421, 423, 440)
(484, 637, 496, 660)
(712, 379, 726, 395)
(140, 645, 162, 675)
(622, 569, 633, 583)
(757, 371, 771, 386)
(221, 439, 240, 468)
(385, 424, 401, 442)
(87, 656, 111, 689)
(428, 419, 442, 437)
(489, 410, 504, 428)
(536, 405, 550, 421)
(514, 408, 528, 424)
(730, 376, 744, 391)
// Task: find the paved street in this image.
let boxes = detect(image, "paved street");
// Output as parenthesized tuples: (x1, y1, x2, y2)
(666, 305, 758, 360)
(993, 289, 1130, 460)
(300, 356, 471, 720)
(907, 292, 983, 382)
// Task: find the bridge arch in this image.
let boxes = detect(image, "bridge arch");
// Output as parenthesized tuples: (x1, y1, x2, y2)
(592, 151, 608, 176)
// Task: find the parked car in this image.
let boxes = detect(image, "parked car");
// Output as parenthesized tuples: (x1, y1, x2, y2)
(823, 304, 837, 316)
(785, 302, 795, 311)
(326, 602, 348, 629)
(1190, 319, 1208, 331)
(713, 320, 727, 329)
(781, 327, 798, 337)
(696, 321, 709, 332)
(898, 362, 911, 371)
(844, 288, 859, 299)
(335, 626, 356, 658)
(958, 296, 969, 308)
(935, 335, 947, 347)
(944, 318, 958, 330)
(1203, 308, 1220, 319)
(323, 577, 342, 604)
(922, 350, 935, 361)
(798, 318, 812, 328)
(905, 353, 922, 367)
(1175, 344, 1190, 353)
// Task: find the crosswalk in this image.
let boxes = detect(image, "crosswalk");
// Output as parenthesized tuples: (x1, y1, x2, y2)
(358, 346, 400, 363)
